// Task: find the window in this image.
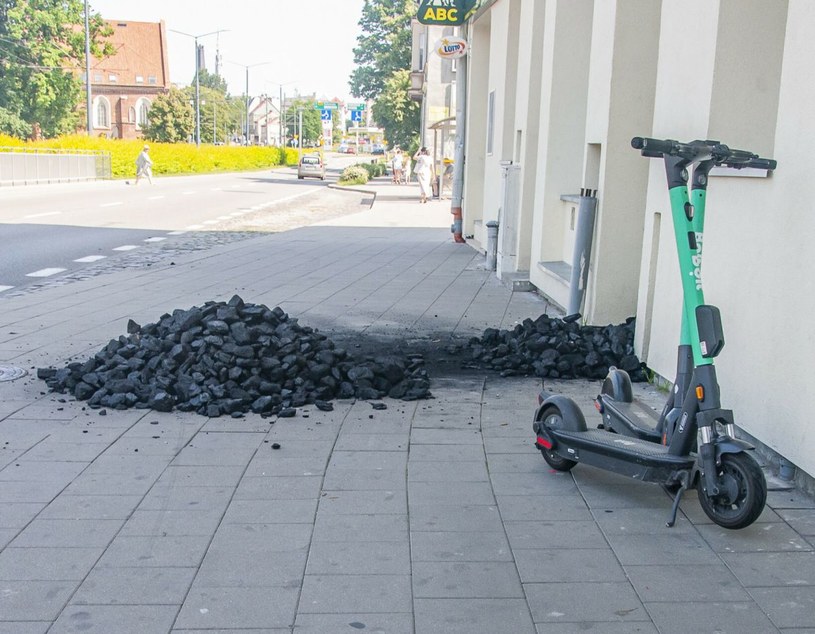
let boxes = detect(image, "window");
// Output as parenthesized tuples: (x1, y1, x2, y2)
(135, 75, 144, 84)
(108, 74, 117, 82)
(128, 106, 136, 123)
(148, 76, 157, 85)
(486, 91, 495, 155)
(93, 73, 102, 82)
(95, 97, 110, 128)
(137, 98, 150, 128)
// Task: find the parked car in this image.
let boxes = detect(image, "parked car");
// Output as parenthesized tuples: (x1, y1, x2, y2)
(371, 144, 385, 155)
(338, 144, 357, 154)
(297, 154, 325, 180)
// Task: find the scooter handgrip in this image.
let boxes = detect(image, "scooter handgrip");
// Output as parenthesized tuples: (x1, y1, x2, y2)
(631, 136, 676, 155)
(747, 158, 777, 171)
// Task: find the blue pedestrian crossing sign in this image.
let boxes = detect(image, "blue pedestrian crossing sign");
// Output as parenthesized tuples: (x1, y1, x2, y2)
(350, 110, 364, 123)
(320, 109, 332, 121)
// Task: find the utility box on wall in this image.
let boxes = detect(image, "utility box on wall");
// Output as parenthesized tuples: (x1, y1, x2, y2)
(497, 161, 522, 278)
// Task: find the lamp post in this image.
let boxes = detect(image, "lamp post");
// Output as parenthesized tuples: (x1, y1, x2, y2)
(83, 0, 92, 136)
(264, 80, 296, 147)
(226, 61, 270, 145)
(169, 28, 228, 147)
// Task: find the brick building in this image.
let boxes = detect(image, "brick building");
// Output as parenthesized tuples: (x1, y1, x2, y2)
(87, 20, 170, 139)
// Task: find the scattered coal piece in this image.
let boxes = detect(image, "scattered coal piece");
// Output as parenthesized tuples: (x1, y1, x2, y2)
(39, 296, 433, 417)
(461, 314, 646, 381)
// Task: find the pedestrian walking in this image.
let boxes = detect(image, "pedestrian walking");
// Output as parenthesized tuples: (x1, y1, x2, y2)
(413, 147, 433, 203)
(403, 154, 412, 184)
(134, 145, 153, 185)
(391, 149, 404, 184)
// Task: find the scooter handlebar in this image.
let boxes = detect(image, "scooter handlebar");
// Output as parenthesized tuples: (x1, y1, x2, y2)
(632, 136, 777, 170)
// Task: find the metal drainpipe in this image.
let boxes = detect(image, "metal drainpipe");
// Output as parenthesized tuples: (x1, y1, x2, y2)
(450, 23, 468, 243)
(485, 220, 499, 271)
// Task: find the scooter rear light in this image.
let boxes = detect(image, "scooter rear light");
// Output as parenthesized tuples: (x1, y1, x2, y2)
(695, 385, 705, 401)
(536, 436, 552, 449)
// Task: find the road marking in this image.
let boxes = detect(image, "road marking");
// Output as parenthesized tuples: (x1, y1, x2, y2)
(148, 195, 165, 200)
(203, 220, 218, 225)
(74, 255, 106, 263)
(112, 245, 139, 251)
(26, 268, 66, 278)
(100, 202, 123, 208)
(0, 285, 14, 293)
(184, 224, 204, 230)
(23, 211, 61, 219)
(167, 230, 186, 235)
(144, 237, 166, 243)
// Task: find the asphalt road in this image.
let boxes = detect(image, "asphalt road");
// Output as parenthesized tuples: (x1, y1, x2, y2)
(0, 154, 360, 293)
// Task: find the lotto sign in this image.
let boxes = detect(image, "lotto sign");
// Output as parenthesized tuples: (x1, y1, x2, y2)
(417, 0, 479, 25)
(435, 36, 468, 59)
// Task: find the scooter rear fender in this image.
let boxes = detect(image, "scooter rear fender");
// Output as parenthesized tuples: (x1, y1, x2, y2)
(534, 395, 588, 433)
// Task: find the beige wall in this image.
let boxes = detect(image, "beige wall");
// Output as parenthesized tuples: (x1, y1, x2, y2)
(460, 0, 812, 478)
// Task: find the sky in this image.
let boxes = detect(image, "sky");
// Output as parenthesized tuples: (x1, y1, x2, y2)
(87, 0, 367, 102)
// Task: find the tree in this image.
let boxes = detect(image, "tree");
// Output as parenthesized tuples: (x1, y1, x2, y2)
(194, 69, 228, 95)
(349, 0, 416, 100)
(182, 85, 243, 144)
(0, 105, 31, 138)
(0, 0, 113, 137)
(371, 70, 420, 150)
(142, 88, 194, 143)
(285, 100, 322, 145)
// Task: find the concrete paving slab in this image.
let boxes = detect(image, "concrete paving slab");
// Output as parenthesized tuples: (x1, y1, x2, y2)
(0, 579, 77, 620)
(8, 518, 122, 548)
(298, 574, 412, 614)
(625, 564, 750, 602)
(306, 540, 411, 575)
(414, 597, 535, 633)
(645, 601, 778, 634)
(312, 513, 408, 543)
(95, 534, 211, 568)
(515, 548, 627, 584)
(71, 565, 197, 605)
(524, 581, 648, 623)
(293, 613, 413, 633)
(174, 585, 300, 630)
(0, 546, 101, 580)
(410, 530, 513, 562)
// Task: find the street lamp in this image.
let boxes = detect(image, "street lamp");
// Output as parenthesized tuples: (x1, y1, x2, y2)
(265, 80, 296, 147)
(84, 0, 92, 136)
(226, 60, 270, 145)
(169, 28, 229, 147)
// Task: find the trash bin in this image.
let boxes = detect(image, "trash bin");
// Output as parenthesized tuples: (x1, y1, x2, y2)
(432, 175, 440, 198)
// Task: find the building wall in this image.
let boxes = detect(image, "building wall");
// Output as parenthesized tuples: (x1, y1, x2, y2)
(462, 0, 812, 478)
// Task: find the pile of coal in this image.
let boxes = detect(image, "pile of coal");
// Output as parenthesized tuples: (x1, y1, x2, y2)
(462, 314, 645, 381)
(37, 295, 430, 417)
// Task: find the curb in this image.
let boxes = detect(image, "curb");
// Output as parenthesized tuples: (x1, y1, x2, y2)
(327, 182, 378, 208)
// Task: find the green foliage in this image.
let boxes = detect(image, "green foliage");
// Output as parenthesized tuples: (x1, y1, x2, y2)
(284, 100, 323, 144)
(339, 165, 370, 185)
(0, 0, 113, 137)
(194, 69, 228, 95)
(350, 0, 417, 100)
(181, 85, 244, 145)
(2, 133, 299, 177)
(359, 161, 387, 178)
(371, 69, 420, 151)
(0, 105, 31, 138)
(142, 88, 195, 143)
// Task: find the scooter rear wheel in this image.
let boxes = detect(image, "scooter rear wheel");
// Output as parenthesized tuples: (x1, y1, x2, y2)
(537, 407, 577, 472)
(697, 452, 767, 529)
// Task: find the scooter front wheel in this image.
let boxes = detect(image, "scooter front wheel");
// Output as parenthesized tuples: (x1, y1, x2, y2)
(537, 407, 577, 472)
(697, 452, 767, 529)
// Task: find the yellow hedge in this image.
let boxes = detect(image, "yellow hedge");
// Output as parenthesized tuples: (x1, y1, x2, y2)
(0, 134, 300, 178)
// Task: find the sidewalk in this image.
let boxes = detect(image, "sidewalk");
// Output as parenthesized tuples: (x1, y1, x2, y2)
(1, 182, 814, 633)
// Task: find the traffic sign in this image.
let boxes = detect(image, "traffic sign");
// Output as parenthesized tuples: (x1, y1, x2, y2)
(348, 103, 366, 111)
(320, 109, 332, 121)
(314, 101, 338, 110)
(350, 110, 364, 123)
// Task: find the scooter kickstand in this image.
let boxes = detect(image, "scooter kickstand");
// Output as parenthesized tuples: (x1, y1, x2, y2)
(665, 472, 691, 528)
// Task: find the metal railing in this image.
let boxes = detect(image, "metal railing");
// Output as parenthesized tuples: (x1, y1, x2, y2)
(0, 147, 111, 186)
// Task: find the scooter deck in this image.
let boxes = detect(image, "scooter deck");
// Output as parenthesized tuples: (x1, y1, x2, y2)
(551, 428, 694, 469)
(601, 398, 662, 443)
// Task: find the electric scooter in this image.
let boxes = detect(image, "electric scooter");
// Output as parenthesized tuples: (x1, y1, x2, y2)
(533, 137, 776, 529)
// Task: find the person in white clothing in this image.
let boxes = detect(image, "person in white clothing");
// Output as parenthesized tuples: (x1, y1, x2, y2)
(413, 147, 433, 203)
(134, 145, 153, 185)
